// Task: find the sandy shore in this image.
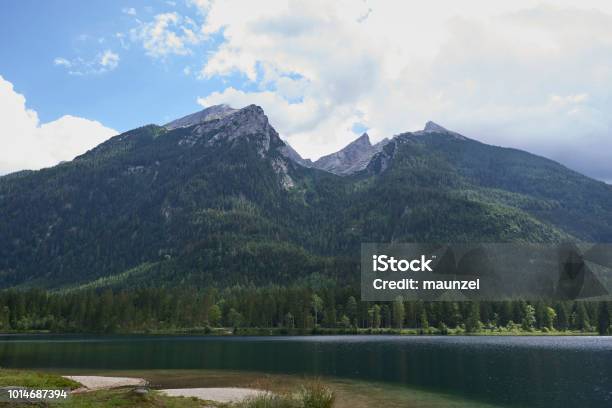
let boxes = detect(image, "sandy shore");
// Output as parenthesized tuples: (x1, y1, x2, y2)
(160, 387, 266, 402)
(64, 375, 265, 403)
(64, 375, 147, 391)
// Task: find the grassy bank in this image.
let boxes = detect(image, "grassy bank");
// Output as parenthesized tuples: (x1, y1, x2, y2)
(1, 387, 208, 408)
(0, 368, 504, 408)
(0, 369, 334, 408)
(0, 369, 80, 389)
(107, 369, 503, 408)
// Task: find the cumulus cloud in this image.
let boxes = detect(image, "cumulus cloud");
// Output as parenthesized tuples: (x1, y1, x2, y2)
(54, 49, 120, 75)
(184, 0, 612, 181)
(130, 12, 201, 58)
(0, 76, 117, 174)
(198, 87, 362, 156)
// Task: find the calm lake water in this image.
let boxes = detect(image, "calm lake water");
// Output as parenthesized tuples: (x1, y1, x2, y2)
(0, 334, 611, 408)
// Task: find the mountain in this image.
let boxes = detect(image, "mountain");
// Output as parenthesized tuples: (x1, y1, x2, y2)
(164, 104, 237, 130)
(1, 104, 611, 289)
(416, 121, 467, 140)
(310, 120, 465, 176)
(365, 126, 612, 241)
(0, 104, 334, 288)
(313, 133, 388, 175)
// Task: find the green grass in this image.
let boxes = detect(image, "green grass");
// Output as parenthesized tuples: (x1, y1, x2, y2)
(0, 369, 80, 389)
(0, 388, 210, 407)
(234, 381, 335, 408)
(297, 381, 335, 408)
(0, 369, 208, 407)
(65, 389, 209, 407)
(0, 369, 334, 408)
(0, 368, 505, 408)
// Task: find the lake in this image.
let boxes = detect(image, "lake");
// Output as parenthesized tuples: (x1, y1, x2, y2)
(0, 335, 611, 407)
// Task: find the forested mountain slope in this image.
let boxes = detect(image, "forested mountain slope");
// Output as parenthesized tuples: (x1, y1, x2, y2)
(1, 105, 611, 289)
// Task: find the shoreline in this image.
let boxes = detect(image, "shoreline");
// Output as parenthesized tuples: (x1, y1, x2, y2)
(1, 368, 503, 408)
(0, 328, 600, 336)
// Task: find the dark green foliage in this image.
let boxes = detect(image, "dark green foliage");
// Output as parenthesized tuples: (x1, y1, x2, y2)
(2, 126, 612, 289)
(465, 302, 482, 333)
(0, 288, 607, 335)
(597, 302, 610, 335)
(365, 132, 612, 241)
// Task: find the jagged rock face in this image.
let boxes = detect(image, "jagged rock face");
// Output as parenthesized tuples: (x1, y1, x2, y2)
(415, 121, 467, 140)
(366, 137, 400, 174)
(281, 121, 463, 175)
(164, 104, 297, 188)
(164, 104, 237, 130)
(167, 113, 465, 179)
(172, 105, 283, 157)
(423, 121, 448, 133)
(313, 133, 389, 175)
(168, 104, 310, 172)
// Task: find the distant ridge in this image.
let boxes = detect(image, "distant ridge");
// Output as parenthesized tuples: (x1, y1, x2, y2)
(313, 133, 389, 175)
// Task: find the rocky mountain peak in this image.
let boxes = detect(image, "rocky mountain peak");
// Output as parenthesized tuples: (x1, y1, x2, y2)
(352, 132, 372, 147)
(164, 104, 238, 130)
(418, 121, 467, 140)
(168, 104, 281, 153)
(166, 103, 294, 188)
(313, 133, 388, 175)
(423, 121, 449, 133)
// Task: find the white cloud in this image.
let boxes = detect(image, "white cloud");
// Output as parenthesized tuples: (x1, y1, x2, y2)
(100, 50, 120, 70)
(184, 0, 612, 181)
(53, 57, 71, 68)
(54, 49, 120, 75)
(122, 7, 137, 16)
(0, 76, 117, 174)
(198, 87, 361, 156)
(130, 12, 201, 58)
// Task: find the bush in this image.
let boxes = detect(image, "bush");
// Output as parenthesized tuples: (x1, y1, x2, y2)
(236, 381, 335, 408)
(299, 381, 335, 408)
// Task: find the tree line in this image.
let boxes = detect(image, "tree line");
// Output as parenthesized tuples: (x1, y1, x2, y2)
(0, 287, 610, 335)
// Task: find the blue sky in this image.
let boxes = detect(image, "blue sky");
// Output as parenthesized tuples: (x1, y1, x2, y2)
(1, 0, 612, 183)
(0, 0, 229, 130)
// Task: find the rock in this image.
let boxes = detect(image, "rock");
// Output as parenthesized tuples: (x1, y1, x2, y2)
(313, 133, 389, 175)
(416, 121, 467, 140)
(132, 386, 149, 396)
(164, 104, 237, 130)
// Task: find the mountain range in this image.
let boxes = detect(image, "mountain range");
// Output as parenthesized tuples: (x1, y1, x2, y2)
(1, 104, 611, 289)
